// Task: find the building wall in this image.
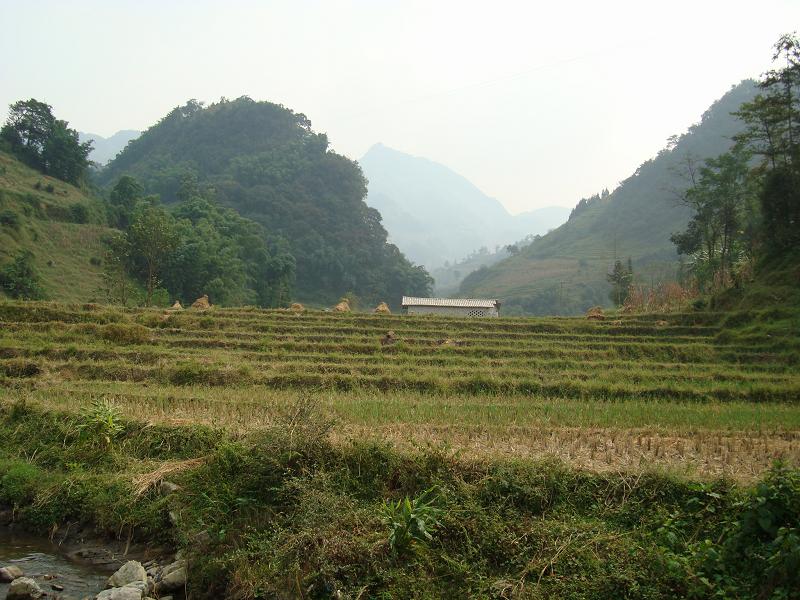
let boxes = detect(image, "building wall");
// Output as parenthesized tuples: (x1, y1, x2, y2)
(406, 305, 499, 317)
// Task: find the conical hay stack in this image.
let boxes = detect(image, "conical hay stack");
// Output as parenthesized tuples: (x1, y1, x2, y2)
(374, 302, 391, 314)
(170, 300, 184, 311)
(290, 302, 305, 312)
(585, 306, 605, 320)
(333, 300, 350, 312)
(192, 295, 211, 310)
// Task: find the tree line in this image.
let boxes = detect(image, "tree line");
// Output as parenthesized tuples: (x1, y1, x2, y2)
(671, 33, 800, 291)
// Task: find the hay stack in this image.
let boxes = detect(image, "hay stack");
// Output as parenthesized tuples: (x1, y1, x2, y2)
(290, 302, 305, 312)
(333, 300, 350, 312)
(585, 306, 605, 321)
(374, 302, 391, 314)
(169, 300, 183, 311)
(192, 295, 211, 310)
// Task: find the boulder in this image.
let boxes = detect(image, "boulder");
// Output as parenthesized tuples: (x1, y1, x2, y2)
(585, 306, 605, 321)
(156, 559, 187, 593)
(374, 302, 391, 314)
(191, 295, 211, 310)
(107, 560, 147, 588)
(6, 577, 44, 600)
(96, 585, 144, 600)
(0, 565, 24, 582)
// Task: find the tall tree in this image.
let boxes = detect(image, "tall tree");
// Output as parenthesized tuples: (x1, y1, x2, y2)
(128, 205, 179, 306)
(0, 99, 91, 184)
(607, 259, 633, 306)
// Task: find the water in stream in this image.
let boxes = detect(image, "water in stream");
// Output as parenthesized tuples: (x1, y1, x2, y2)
(0, 528, 109, 599)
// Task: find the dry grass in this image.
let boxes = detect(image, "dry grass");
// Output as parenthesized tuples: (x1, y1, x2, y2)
(131, 457, 207, 497)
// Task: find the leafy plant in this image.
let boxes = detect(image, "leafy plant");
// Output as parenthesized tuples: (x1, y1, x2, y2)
(382, 486, 443, 554)
(76, 399, 125, 448)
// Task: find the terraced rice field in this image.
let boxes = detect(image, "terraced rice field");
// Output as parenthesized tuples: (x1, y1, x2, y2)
(1, 301, 799, 479)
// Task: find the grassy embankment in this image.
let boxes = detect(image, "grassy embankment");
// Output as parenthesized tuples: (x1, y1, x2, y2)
(0, 151, 113, 302)
(1, 301, 799, 597)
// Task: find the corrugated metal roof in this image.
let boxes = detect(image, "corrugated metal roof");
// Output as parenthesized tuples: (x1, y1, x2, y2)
(402, 297, 499, 308)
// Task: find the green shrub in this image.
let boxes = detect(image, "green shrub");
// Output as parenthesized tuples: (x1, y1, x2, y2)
(0, 249, 46, 300)
(99, 323, 150, 344)
(69, 203, 89, 224)
(0, 208, 20, 229)
(0, 462, 44, 506)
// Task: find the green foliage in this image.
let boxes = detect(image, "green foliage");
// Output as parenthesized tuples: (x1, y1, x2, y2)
(128, 203, 180, 306)
(76, 398, 125, 449)
(670, 145, 758, 291)
(99, 97, 431, 306)
(0, 98, 92, 184)
(607, 258, 633, 306)
(660, 463, 800, 598)
(382, 486, 443, 555)
(0, 208, 20, 229)
(0, 249, 46, 299)
(0, 461, 43, 506)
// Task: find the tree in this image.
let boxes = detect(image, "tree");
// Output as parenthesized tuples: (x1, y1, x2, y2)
(607, 259, 633, 306)
(670, 145, 757, 289)
(108, 175, 145, 229)
(0, 250, 46, 300)
(734, 34, 800, 253)
(0, 99, 91, 184)
(101, 232, 134, 305)
(128, 206, 179, 306)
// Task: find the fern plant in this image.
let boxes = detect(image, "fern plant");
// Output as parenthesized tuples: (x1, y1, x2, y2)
(382, 486, 443, 554)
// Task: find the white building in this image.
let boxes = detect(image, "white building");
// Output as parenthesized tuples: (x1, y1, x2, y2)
(401, 296, 501, 317)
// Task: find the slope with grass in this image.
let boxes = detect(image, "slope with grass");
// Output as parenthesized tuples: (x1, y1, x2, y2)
(0, 151, 117, 302)
(460, 81, 759, 315)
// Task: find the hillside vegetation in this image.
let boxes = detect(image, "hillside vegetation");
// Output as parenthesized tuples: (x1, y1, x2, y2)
(461, 81, 758, 315)
(99, 98, 432, 306)
(0, 151, 117, 302)
(1, 301, 799, 598)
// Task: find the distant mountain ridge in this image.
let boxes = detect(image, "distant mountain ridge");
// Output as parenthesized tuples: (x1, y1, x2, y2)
(360, 144, 569, 269)
(459, 81, 759, 316)
(79, 130, 140, 165)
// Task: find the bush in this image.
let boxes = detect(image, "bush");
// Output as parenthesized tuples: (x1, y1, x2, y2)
(89, 256, 102, 267)
(0, 250, 46, 299)
(0, 208, 20, 229)
(0, 462, 44, 506)
(69, 203, 89, 224)
(45, 183, 54, 193)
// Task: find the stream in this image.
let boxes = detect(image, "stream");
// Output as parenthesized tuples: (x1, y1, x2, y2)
(0, 528, 109, 599)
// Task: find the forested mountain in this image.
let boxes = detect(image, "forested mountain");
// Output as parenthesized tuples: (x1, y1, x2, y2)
(360, 144, 569, 269)
(100, 98, 431, 305)
(79, 130, 140, 165)
(460, 81, 759, 315)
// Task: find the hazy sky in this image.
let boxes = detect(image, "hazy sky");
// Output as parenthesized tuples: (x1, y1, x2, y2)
(1, 0, 797, 213)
